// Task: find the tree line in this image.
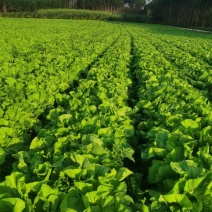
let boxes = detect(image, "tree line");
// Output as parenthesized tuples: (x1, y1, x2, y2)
(1, 0, 211, 28)
(147, 0, 212, 28)
(0, 0, 146, 13)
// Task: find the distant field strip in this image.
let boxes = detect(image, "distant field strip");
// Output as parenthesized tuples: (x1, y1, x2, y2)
(0, 19, 212, 211)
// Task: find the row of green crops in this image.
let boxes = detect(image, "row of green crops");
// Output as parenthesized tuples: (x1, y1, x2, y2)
(0, 19, 121, 158)
(127, 25, 212, 211)
(5, 30, 135, 211)
(0, 18, 212, 211)
(144, 33, 212, 100)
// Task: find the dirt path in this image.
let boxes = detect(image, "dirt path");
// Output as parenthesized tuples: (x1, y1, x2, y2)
(168, 26, 212, 34)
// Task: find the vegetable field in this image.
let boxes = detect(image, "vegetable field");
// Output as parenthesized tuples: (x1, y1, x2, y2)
(0, 18, 212, 212)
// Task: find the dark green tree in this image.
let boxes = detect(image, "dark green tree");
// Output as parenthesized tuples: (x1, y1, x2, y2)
(147, 0, 212, 27)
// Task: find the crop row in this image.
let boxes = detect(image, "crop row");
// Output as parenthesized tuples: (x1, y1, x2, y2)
(143, 34, 212, 101)
(128, 25, 212, 211)
(127, 25, 212, 103)
(0, 19, 212, 211)
(158, 32, 212, 66)
(0, 20, 120, 160)
(0, 29, 138, 211)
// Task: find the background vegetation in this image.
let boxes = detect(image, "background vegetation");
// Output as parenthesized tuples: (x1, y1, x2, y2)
(0, 0, 211, 28)
(147, 0, 212, 29)
(1, 8, 151, 23)
(0, 0, 146, 13)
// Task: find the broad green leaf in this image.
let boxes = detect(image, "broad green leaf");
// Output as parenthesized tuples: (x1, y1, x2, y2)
(169, 177, 186, 194)
(25, 181, 42, 194)
(46, 108, 61, 120)
(90, 205, 102, 212)
(193, 173, 212, 198)
(143, 101, 152, 109)
(69, 98, 81, 111)
(102, 195, 114, 208)
(98, 169, 117, 185)
(166, 114, 182, 127)
(121, 195, 134, 205)
(181, 119, 199, 129)
(141, 202, 149, 212)
(122, 147, 135, 162)
(59, 82, 69, 91)
(74, 182, 93, 194)
(170, 160, 202, 178)
(192, 201, 203, 212)
(142, 147, 166, 159)
(97, 185, 113, 197)
(159, 194, 192, 209)
(148, 161, 176, 183)
(0, 118, 9, 126)
(64, 168, 82, 180)
(116, 167, 133, 181)
(89, 105, 97, 114)
(34, 162, 52, 180)
(30, 137, 44, 150)
(155, 131, 168, 147)
(55, 93, 63, 105)
(123, 124, 135, 137)
(59, 114, 72, 124)
(0, 198, 25, 212)
(200, 126, 212, 143)
(60, 188, 84, 212)
(166, 146, 184, 162)
(85, 191, 98, 204)
(1, 127, 16, 137)
(184, 176, 212, 211)
(70, 153, 86, 166)
(197, 145, 212, 168)
(82, 134, 103, 146)
(49, 194, 60, 211)
(91, 143, 108, 156)
(114, 201, 132, 212)
(37, 184, 58, 198)
(116, 181, 128, 195)
(5, 77, 16, 86)
(3, 172, 25, 192)
(98, 127, 113, 137)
